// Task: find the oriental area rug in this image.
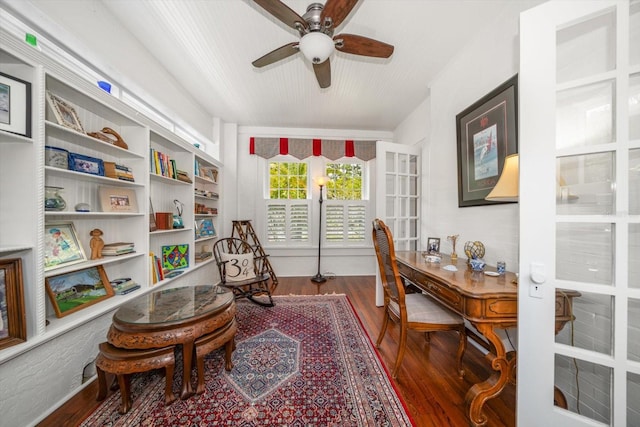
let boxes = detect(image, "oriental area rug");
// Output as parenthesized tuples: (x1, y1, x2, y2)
(80, 294, 414, 426)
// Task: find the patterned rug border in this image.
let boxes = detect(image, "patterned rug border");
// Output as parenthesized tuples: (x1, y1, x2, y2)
(80, 293, 415, 426)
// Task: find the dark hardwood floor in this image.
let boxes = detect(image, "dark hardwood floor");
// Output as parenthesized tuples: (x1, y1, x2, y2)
(39, 276, 515, 427)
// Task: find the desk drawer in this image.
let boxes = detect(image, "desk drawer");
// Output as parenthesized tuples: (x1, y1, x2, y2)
(405, 269, 463, 312)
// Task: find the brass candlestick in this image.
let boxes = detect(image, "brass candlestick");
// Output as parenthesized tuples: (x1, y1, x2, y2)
(447, 234, 459, 262)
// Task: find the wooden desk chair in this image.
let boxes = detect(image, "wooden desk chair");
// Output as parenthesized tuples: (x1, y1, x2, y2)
(372, 219, 467, 379)
(213, 237, 274, 307)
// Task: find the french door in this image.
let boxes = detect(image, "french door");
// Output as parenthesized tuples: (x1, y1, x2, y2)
(519, 1, 640, 426)
(374, 141, 421, 306)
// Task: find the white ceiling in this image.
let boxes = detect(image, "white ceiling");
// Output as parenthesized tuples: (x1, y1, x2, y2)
(97, 1, 517, 132)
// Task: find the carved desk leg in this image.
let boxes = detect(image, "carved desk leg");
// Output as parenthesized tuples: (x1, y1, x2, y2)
(181, 340, 196, 400)
(465, 323, 516, 427)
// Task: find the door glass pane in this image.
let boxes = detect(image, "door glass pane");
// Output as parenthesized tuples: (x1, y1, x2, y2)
(399, 197, 407, 217)
(409, 175, 417, 196)
(556, 80, 615, 149)
(398, 154, 408, 174)
(386, 152, 395, 173)
(631, 149, 640, 214)
(409, 197, 417, 216)
(385, 174, 395, 195)
(557, 9, 616, 83)
(556, 291, 613, 355)
(631, 224, 640, 288)
(554, 354, 612, 424)
(556, 152, 615, 215)
(385, 196, 395, 217)
(629, 372, 640, 426)
(409, 155, 417, 174)
(629, 298, 640, 361)
(399, 176, 407, 196)
(631, 1, 640, 66)
(631, 74, 640, 140)
(556, 223, 614, 286)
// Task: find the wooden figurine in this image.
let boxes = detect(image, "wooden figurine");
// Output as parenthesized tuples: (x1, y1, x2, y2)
(90, 228, 105, 259)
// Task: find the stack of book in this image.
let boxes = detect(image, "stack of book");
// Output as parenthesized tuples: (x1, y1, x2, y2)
(104, 162, 135, 182)
(110, 278, 141, 295)
(102, 242, 135, 256)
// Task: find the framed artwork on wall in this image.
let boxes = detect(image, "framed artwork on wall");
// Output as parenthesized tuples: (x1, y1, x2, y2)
(0, 71, 32, 137)
(456, 75, 518, 207)
(0, 258, 26, 350)
(45, 265, 114, 318)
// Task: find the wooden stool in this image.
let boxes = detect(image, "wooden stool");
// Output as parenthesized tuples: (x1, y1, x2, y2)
(95, 342, 176, 414)
(194, 318, 237, 394)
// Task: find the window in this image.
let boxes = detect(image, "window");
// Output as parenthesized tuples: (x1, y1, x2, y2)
(324, 162, 368, 244)
(266, 162, 310, 244)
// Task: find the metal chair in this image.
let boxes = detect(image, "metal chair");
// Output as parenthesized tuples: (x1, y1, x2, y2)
(372, 219, 466, 379)
(213, 237, 274, 307)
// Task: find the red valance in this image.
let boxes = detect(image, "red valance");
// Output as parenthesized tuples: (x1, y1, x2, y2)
(250, 137, 376, 161)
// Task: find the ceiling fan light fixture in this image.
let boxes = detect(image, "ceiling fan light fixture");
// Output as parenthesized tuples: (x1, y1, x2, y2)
(299, 32, 335, 64)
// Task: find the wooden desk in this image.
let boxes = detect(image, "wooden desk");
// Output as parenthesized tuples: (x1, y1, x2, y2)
(107, 284, 236, 399)
(394, 252, 576, 427)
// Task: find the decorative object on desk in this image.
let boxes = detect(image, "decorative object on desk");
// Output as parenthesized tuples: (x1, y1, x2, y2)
(469, 258, 486, 272)
(0, 71, 32, 137)
(311, 176, 330, 284)
(0, 258, 26, 350)
(44, 222, 87, 270)
(173, 199, 184, 229)
(46, 91, 85, 133)
(74, 202, 91, 212)
(149, 198, 157, 232)
(464, 240, 486, 262)
(87, 127, 128, 149)
(68, 152, 105, 176)
(45, 265, 114, 318)
(456, 75, 518, 207)
(443, 264, 458, 272)
(195, 218, 215, 238)
(497, 260, 506, 275)
(89, 228, 104, 260)
(162, 244, 189, 272)
(422, 253, 442, 263)
(44, 146, 69, 169)
(485, 153, 519, 202)
(447, 234, 459, 262)
(99, 186, 138, 212)
(427, 237, 440, 254)
(44, 186, 67, 211)
(102, 242, 135, 256)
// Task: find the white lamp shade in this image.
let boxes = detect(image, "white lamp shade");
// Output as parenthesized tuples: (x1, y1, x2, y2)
(299, 32, 335, 64)
(485, 154, 519, 201)
(314, 176, 330, 186)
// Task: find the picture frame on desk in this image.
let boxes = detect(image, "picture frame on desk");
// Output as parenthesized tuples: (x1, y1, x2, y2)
(0, 258, 26, 350)
(46, 91, 84, 133)
(0, 71, 32, 137)
(44, 222, 87, 270)
(45, 265, 114, 318)
(427, 237, 440, 254)
(69, 153, 104, 176)
(99, 186, 138, 213)
(456, 75, 518, 207)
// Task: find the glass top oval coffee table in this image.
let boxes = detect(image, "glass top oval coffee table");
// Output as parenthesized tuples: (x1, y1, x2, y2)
(108, 284, 236, 399)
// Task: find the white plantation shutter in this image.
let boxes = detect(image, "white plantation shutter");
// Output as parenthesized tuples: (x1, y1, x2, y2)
(325, 203, 367, 243)
(267, 202, 309, 244)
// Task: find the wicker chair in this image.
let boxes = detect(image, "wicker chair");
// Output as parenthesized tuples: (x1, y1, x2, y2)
(213, 237, 274, 307)
(372, 218, 466, 379)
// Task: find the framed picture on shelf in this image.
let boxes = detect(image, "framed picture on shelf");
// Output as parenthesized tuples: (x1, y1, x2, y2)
(161, 244, 189, 272)
(0, 258, 26, 350)
(99, 186, 138, 213)
(68, 152, 104, 176)
(46, 91, 85, 133)
(456, 75, 518, 207)
(0, 71, 32, 137)
(45, 265, 114, 318)
(44, 222, 87, 270)
(195, 218, 216, 238)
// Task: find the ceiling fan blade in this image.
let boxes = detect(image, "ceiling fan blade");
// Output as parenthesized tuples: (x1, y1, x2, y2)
(253, 0, 308, 32)
(313, 59, 331, 88)
(321, 0, 359, 29)
(334, 33, 394, 58)
(252, 42, 299, 68)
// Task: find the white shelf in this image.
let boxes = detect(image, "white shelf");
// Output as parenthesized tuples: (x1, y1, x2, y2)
(45, 121, 144, 159)
(45, 211, 145, 219)
(45, 166, 144, 186)
(44, 252, 144, 278)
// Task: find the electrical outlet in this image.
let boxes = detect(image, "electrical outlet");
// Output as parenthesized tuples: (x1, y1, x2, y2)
(529, 283, 543, 299)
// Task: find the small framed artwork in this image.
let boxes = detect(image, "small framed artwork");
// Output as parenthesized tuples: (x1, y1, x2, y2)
(161, 244, 189, 271)
(0, 71, 32, 137)
(99, 186, 138, 213)
(44, 222, 87, 270)
(427, 237, 441, 254)
(46, 91, 84, 133)
(45, 265, 114, 318)
(456, 75, 518, 207)
(0, 258, 27, 350)
(68, 152, 105, 176)
(195, 218, 216, 238)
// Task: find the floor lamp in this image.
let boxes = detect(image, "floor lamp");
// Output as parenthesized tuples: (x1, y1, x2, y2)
(311, 176, 329, 283)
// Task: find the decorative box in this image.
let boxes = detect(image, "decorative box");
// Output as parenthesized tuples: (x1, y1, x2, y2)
(44, 146, 69, 169)
(68, 152, 105, 176)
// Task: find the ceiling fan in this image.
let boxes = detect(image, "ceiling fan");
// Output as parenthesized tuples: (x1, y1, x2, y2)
(252, 0, 394, 88)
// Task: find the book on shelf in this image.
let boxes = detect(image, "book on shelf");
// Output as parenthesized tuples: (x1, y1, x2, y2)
(116, 284, 141, 295)
(150, 148, 179, 179)
(102, 241, 135, 256)
(195, 251, 212, 261)
(104, 161, 135, 182)
(110, 278, 141, 295)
